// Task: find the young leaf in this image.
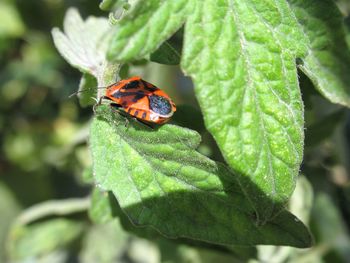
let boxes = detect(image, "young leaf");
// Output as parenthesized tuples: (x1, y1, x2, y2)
(182, 0, 305, 221)
(51, 8, 111, 79)
(90, 105, 312, 248)
(107, 0, 192, 61)
(289, 0, 350, 107)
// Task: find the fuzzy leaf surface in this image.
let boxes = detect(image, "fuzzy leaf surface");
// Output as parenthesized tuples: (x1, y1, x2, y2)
(290, 0, 350, 107)
(182, 0, 306, 221)
(107, 0, 192, 61)
(89, 105, 312, 247)
(52, 8, 111, 79)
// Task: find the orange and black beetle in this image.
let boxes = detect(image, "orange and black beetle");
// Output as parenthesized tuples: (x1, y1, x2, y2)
(102, 76, 176, 124)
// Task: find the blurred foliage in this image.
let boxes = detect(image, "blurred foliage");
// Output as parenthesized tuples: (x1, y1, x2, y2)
(1, 0, 350, 262)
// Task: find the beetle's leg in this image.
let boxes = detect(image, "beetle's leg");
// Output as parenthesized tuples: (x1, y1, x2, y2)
(108, 103, 123, 125)
(93, 96, 109, 113)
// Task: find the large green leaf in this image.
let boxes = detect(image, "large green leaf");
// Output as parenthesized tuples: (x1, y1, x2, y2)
(90, 105, 312, 248)
(182, 0, 306, 221)
(289, 0, 350, 107)
(103, 0, 350, 223)
(107, 0, 192, 61)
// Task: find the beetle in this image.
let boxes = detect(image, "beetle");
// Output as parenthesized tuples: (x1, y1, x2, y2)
(101, 76, 176, 124)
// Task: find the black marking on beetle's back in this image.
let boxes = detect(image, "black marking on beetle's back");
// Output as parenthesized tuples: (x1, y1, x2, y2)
(110, 103, 122, 109)
(142, 112, 147, 119)
(122, 101, 128, 107)
(112, 91, 146, 100)
(134, 110, 139, 117)
(128, 108, 132, 113)
(122, 80, 140, 90)
(142, 80, 158, 91)
(149, 95, 172, 115)
(131, 92, 146, 102)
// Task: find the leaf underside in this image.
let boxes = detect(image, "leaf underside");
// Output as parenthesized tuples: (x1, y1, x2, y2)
(90, 105, 312, 248)
(289, 0, 350, 107)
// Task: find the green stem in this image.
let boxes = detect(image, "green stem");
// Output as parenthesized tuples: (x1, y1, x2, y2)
(15, 197, 91, 225)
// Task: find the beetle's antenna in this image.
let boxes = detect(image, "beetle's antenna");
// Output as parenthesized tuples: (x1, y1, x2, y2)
(70, 63, 123, 98)
(68, 86, 107, 98)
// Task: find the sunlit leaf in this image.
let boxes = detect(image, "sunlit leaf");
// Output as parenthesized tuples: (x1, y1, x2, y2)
(182, 0, 306, 221)
(107, 0, 192, 61)
(90, 105, 312, 247)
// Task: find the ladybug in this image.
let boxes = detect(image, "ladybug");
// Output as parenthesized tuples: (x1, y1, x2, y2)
(101, 76, 176, 124)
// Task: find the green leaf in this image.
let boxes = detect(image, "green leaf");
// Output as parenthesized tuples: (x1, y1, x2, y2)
(90, 105, 312, 248)
(8, 219, 84, 260)
(305, 109, 345, 147)
(256, 176, 314, 263)
(89, 189, 117, 224)
(51, 8, 111, 81)
(312, 194, 350, 261)
(182, 0, 306, 221)
(79, 219, 129, 263)
(107, 0, 192, 61)
(78, 73, 98, 107)
(290, 0, 350, 107)
(150, 41, 180, 65)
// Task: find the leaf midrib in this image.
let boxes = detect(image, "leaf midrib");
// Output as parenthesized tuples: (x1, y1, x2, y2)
(248, 1, 302, 166)
(228, 0, 276, 198)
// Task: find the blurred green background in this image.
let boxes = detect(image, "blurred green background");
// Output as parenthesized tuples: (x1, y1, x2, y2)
(1, 0, 350, 262)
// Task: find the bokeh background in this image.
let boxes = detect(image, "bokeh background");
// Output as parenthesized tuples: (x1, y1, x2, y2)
(1, 0, 350, 262)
